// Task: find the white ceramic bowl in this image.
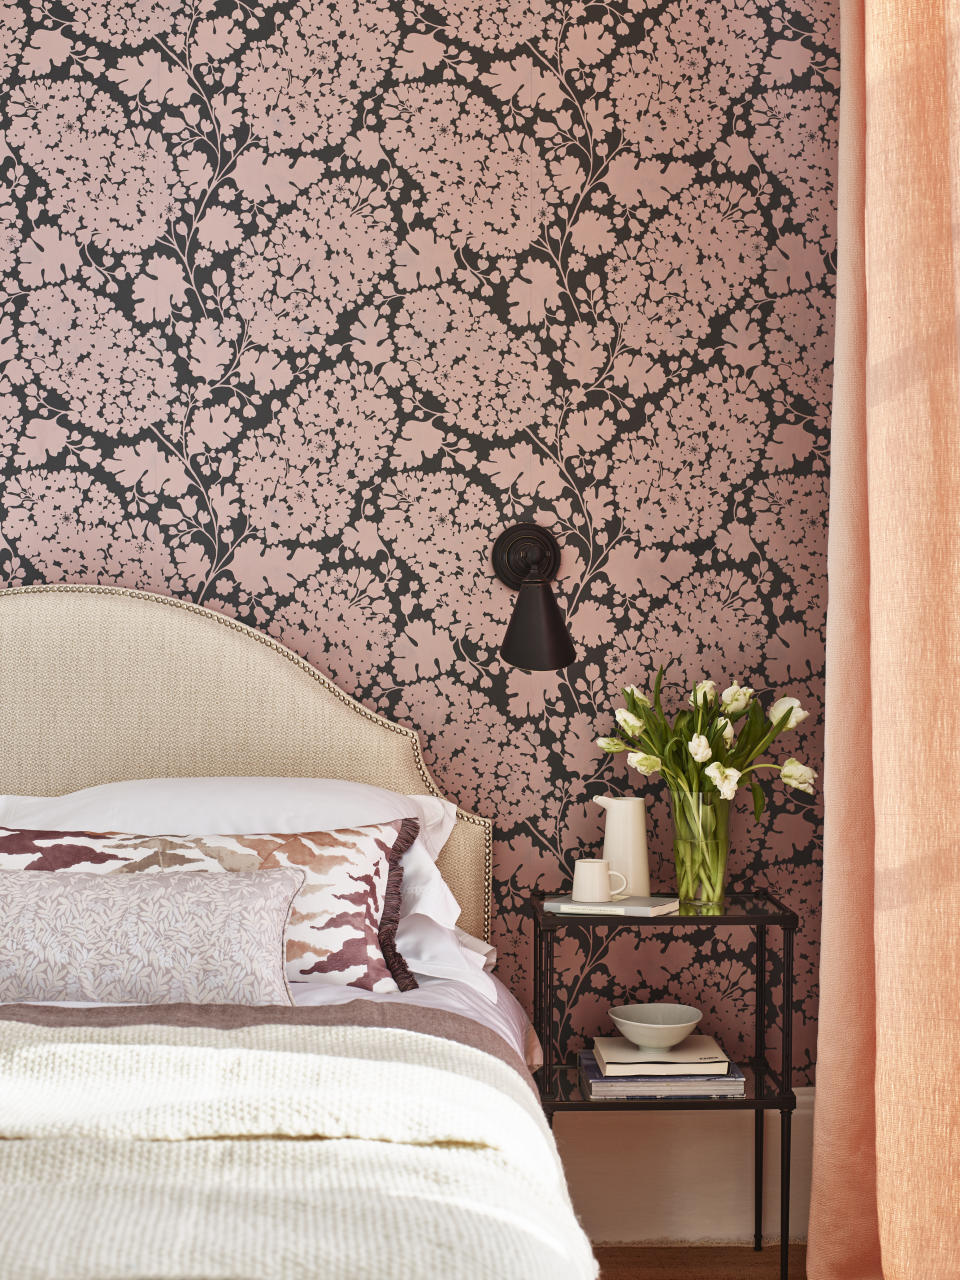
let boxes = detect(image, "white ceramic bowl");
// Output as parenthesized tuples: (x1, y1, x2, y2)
(609, 1002, 702, 1049)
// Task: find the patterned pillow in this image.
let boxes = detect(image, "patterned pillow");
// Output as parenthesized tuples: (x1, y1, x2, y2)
(0, 868, 301, 1006)
(0, 819, 420, 994)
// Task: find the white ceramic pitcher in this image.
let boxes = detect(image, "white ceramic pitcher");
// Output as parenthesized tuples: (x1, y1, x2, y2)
(594, 795, 650, 896)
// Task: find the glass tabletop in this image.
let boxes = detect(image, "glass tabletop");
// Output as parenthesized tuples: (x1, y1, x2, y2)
(539, 1061, 793, 1110)
(532, 890, 797, 928)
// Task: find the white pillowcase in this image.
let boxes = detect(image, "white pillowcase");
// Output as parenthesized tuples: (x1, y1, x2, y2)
(0, 777, 497, 999)
(395, 917, 496, 991)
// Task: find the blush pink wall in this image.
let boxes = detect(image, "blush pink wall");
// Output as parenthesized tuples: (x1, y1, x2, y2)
(0, 0, 838, 1081)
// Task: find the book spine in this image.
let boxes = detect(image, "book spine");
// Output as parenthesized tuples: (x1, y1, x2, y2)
(553, 906, 658, 917)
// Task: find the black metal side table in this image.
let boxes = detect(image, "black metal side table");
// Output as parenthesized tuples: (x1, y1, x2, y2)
(531, 890, 798, 1280)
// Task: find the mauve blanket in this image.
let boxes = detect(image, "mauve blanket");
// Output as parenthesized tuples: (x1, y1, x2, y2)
(0, 1002, 597, 1280)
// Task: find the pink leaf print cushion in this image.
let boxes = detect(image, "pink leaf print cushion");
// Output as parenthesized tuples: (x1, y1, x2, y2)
(0, 819, 420, 994)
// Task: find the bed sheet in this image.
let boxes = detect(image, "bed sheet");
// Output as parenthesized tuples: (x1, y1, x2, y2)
(291, 972, 542, 1067)
(19, 973, 543, 1068)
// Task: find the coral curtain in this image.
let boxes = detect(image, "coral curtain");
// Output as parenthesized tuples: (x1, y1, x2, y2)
(807, 2, 960, 1278)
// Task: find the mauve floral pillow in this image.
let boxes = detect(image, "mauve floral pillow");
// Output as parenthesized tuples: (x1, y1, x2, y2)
(0, 867, 302, 1006)
(0, 818, 420, 993)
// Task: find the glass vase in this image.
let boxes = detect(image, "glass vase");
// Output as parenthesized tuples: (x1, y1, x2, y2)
(668, 789, 731, 909)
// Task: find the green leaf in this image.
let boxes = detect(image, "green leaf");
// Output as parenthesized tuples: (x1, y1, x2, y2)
(745, 704, 794, 766)
(664, 737, 687, 780)
(638, 702, 666, 754)
(732, 701, 764, 765)
(768, 706, 794, 741)
(653, 666, 665, 717)
(751, 779, 766, 822)
(748, 699, 764, 741)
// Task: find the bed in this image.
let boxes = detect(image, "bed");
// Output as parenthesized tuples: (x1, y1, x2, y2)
(0, 584, 596, 1280)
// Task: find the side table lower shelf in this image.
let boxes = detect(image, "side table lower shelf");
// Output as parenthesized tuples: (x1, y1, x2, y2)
(540, 1060, 794, 1111)
(539, 1062, 797, 1279)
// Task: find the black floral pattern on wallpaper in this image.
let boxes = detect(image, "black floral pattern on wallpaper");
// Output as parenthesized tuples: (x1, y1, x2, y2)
(0, 0, 837, 1081)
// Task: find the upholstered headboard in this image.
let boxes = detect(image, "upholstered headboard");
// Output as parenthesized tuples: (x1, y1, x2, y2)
(0, 584, 493, 940)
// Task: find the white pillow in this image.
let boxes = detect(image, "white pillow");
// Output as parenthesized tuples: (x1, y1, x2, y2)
(0, 777, 495, 998)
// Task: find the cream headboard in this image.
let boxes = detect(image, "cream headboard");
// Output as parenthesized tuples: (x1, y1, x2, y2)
(0, 584, 493, 940)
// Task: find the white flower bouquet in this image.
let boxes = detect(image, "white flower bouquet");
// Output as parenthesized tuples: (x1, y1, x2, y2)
(597, 670, 816, 906)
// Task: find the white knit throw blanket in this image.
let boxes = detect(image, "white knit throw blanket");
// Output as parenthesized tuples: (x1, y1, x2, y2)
(0, 1020, 598, 1280)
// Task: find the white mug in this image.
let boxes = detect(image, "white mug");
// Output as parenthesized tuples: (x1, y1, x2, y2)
(572, 858, 627, 903)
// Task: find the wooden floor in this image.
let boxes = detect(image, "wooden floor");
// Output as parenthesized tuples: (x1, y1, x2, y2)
(595, 1245, 806, 1279)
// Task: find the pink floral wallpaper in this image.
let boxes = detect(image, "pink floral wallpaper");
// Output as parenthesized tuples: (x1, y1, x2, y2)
(0, 1, 837, 1082)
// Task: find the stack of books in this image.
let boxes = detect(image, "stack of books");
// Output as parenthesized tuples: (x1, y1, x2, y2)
(578, 1034, 746, 1100)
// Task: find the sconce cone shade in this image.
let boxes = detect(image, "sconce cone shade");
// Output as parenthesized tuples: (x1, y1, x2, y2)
(500, 578, 576, 671)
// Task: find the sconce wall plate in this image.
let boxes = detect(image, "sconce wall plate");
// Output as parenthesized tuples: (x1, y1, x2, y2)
(491, 523, 562, 589)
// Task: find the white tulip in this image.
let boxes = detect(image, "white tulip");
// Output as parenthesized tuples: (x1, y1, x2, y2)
(624, 685, 651, 707)
(781, 758, 816, 795)
(721, 681, 754, 716)
(596, 736, 629, 753)
(705, 762, 741, 800)
(718, 716, 735, 747)
(689, 679, 718, 706)
(768, 697, 808, 730)
(627, 752, 661, 775)
(688, 734, 712, 763)
(615, 708, 645, 738)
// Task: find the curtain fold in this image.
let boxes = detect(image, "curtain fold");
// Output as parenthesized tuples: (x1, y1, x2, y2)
(808, 3, 960, 1277)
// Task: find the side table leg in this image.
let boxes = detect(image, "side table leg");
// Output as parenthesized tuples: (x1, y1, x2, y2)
(544, 928, 555, 1080)
(780, 922, 795, 1280)
(754, 922, 767, 1252)
(532, 917, 543, 1073)
(754, 1110, 764, 1250)
(780, 1108, 792, 1280)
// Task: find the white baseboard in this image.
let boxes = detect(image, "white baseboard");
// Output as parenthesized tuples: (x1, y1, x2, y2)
(554, 1086, 815, 1245)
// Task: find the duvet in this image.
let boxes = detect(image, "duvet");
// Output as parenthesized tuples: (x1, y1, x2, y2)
(0, 1002, 597, 1280)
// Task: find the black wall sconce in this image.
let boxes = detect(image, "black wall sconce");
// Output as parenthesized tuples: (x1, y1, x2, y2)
(491, 523, 576, 671)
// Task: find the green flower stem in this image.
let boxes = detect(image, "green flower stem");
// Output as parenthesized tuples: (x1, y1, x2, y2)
(739, 761, 778, 777)
(668, 788, 731, 906)
(697, 799, 730, 905)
